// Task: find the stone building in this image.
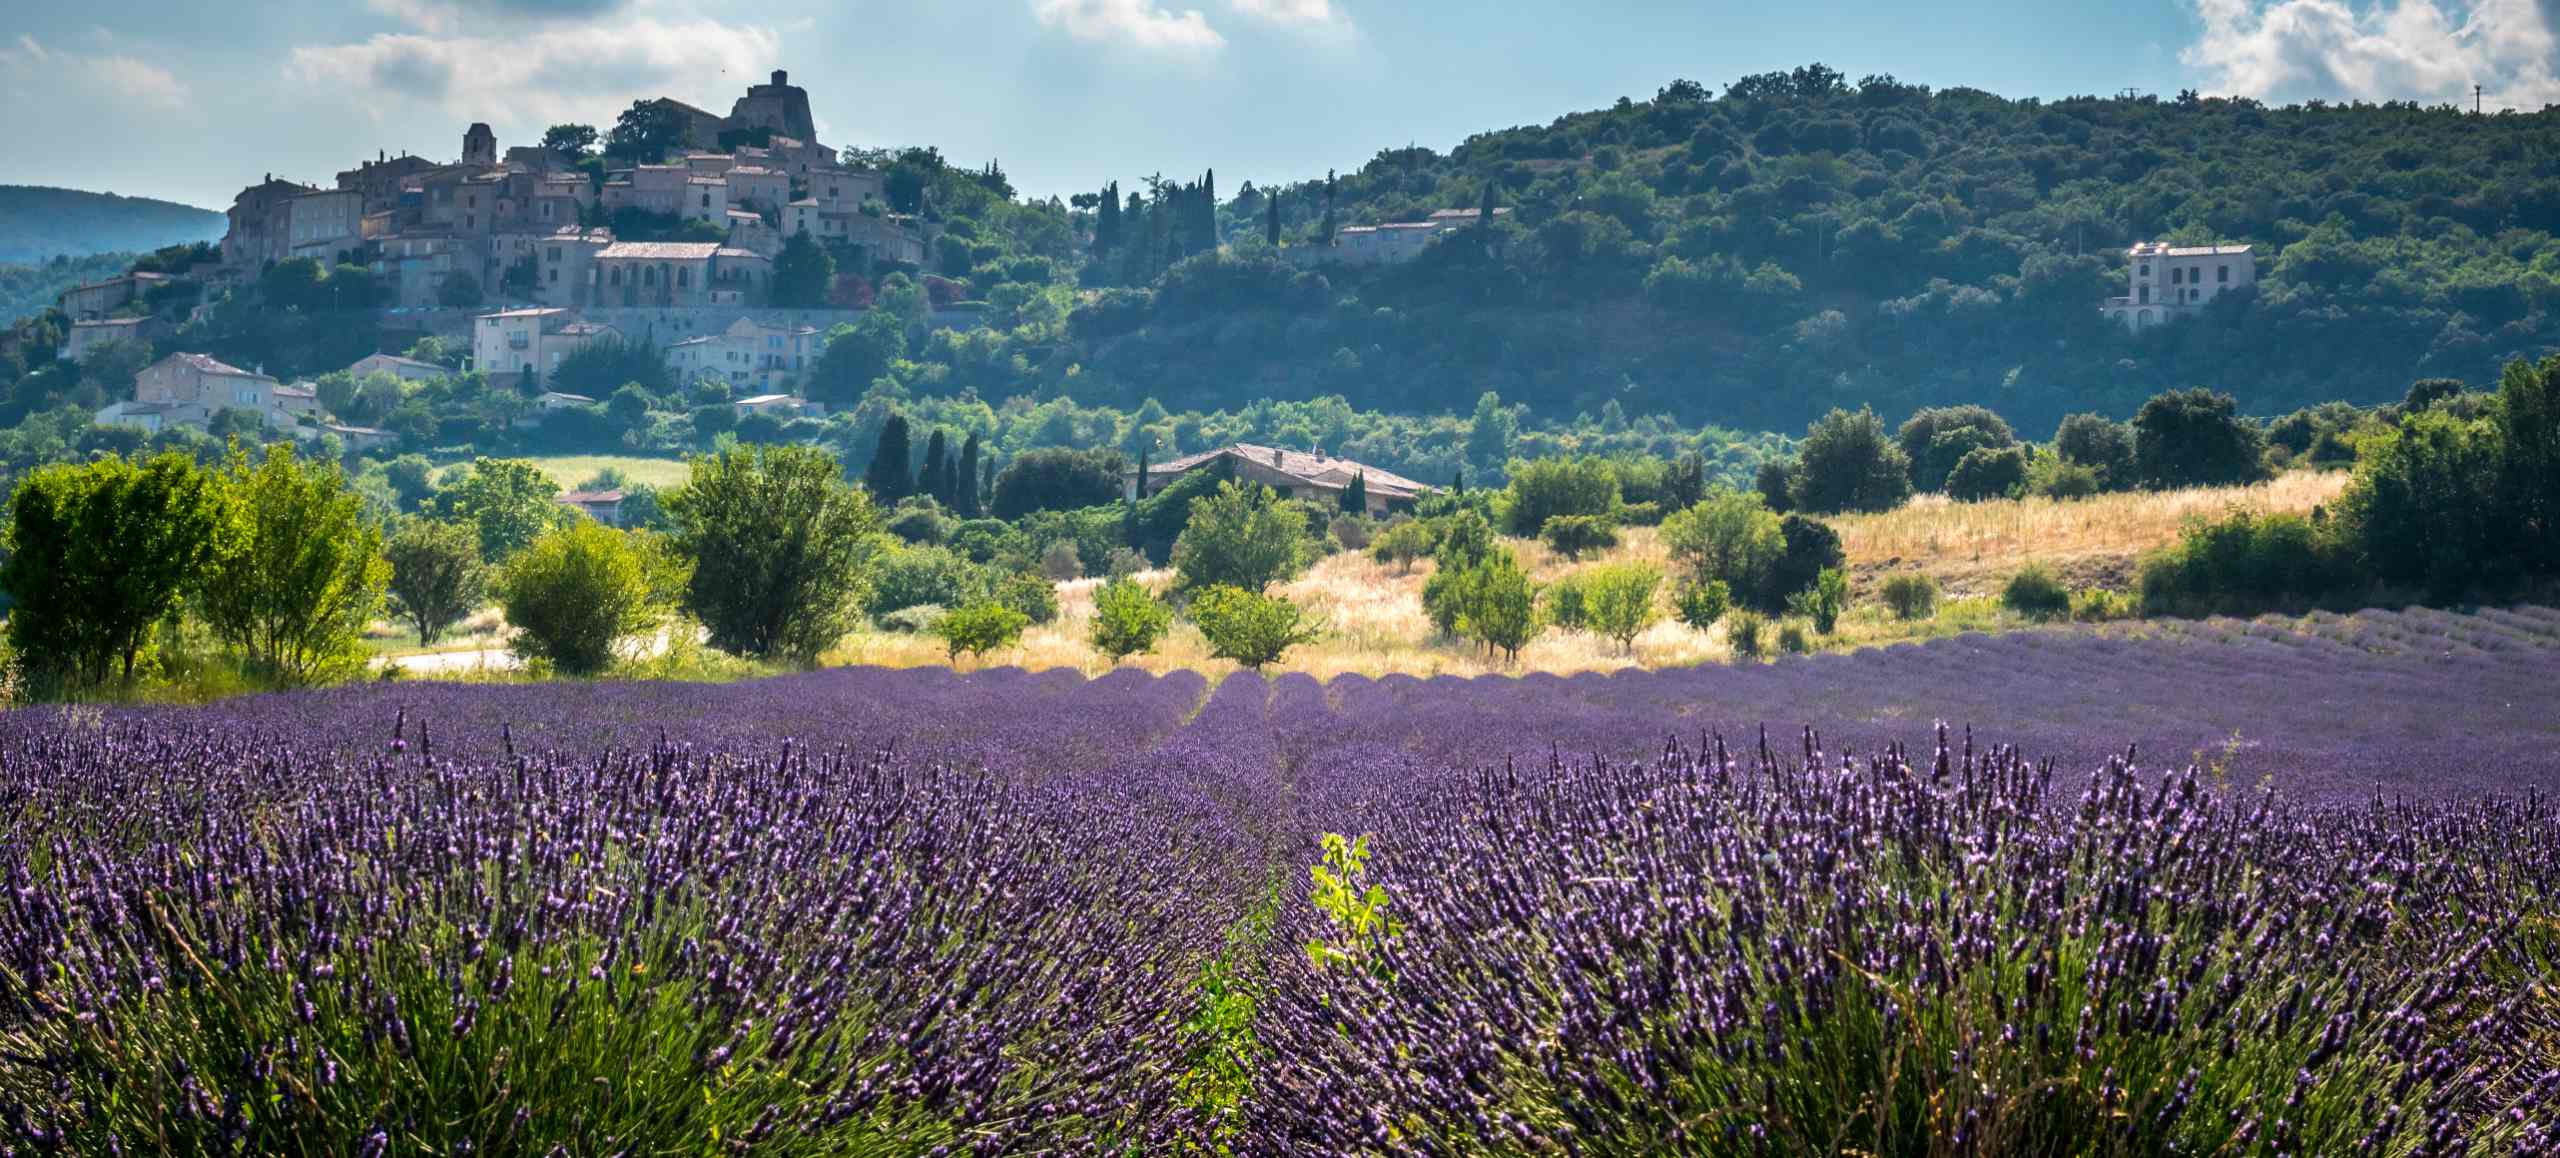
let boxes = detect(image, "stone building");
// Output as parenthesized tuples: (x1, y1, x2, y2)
(472, 308, 620, 380)
(727, 70, 817, 143)
(663, 316, 822, 392)
(2104, 242, 2257, 332)
(222, 176, 323, 269)
(1134, 444, 1434, 517)
(110, 352, 318, 430)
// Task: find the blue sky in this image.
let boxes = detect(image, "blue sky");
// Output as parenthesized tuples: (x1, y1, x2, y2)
(3, 0, 2554, 211)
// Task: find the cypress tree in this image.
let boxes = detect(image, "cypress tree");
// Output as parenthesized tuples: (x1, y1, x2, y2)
(864, 414, 913, 501)
(980, 456, 996, 505)
(956, 432, 983, 517)
(1266, 188, 1281, 247)
(917, 428, 949, 504)
(1478, 179, 1498, 231)
(943, 447, 961, 508)
(1340, 471, 1368, 514)
(1199, 169, 1218, 252)
(1095, 182, 1119, 253)
(1321, 169, 1338, 243)
(1453, 465, 1465, 495)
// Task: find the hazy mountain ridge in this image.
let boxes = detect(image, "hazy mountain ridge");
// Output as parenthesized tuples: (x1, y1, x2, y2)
(0, 186, 223, 264)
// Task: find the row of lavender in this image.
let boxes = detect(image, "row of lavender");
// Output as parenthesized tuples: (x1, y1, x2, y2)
(1, 611, 2555, 1151)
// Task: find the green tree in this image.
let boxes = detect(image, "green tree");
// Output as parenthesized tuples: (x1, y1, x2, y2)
(770, 234, 835, 308)
(1461, 551, 1540, 664)
(1945, 445, 2029, 502)
(541, 123, 599, 160)
(1660, 489, 1783, 596)
(1502, 456, 1619, 535)
(667, 444, 883, 662)
(1173, 480, 1310, 592)
(1088, 576, 1173, 661)
(1539, 513, 1619, 560)
(955, 432, 984, 517)
(1466, 391, 1518, 472)
(198, 444, 389, 686)
(1582, 562, 1662, 653)
(2334, 409, 2504, 597)
(991, 447, 1128, 519)
(1369, 520, 1436, 573)
(810, 311, 906, 406)
(1761, 514, 1847, 612)
(933, 601, 1030, 663)
(864, 414, 914, 502)
(495, 522, 660, 675)
(917, 428, 950, 505)
(1188, 584, 1320, 671)
(384, 518, 488, 647)
(1790, 406, 1912, 514)
(1674, 578, 1731, 631)
(2494, 354, 2560, 575)
(1339, 471, 1368, 514)
(1786, 566, 1849, 634)
(435, 457, 563, 559)
(2054, 413, 2137, 487)
(436, 270, 484, 310)
(1896, 405, 2017, 492)
(606, 99, 689, 163)
(2133, 388, 2268, 489)
(607, 383, 655, 432)
(1431, 508, 1495, 571)
(0, 452, 230, 688)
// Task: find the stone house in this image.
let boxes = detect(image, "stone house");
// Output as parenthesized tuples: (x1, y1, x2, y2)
(222, 176, 322, 269)
(556, 489, 626, 525)
(65, 316, 154, 364)
(2104, 242, 2257, 332)
(590, 242, 769, 308)
(55, 272, 169, 320)
(341, 352, 451, 382)
(285, 189, 366, 262)
(724, 165, 789, 214)
(665, 317, 822, 392)
(1134, 443, 1433, 517)
(116, 352, 319, 429)
(472, 308, 619, 380)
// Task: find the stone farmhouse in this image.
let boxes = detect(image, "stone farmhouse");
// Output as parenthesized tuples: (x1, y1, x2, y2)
(2103, 242, 2256, 332)
(1296, 207, 1509, 268)
(96, 352, 318, 433)
(1134, 444, 1435, 517)
(471, 308, 620, 381)
(340, 352, 452, 382)
(664, 317, 823, 393)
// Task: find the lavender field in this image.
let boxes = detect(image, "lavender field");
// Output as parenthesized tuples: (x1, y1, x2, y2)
(1, 606, 2556, 1152)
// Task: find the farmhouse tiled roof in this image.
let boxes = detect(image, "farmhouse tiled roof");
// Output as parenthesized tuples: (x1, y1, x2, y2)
(1144, 443, 1434, 500)
(168, 352, 273, 381)
(558, 489, 625, 504)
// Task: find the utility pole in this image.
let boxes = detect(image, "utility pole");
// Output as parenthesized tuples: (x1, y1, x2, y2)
(2475, 84, 2483, 115)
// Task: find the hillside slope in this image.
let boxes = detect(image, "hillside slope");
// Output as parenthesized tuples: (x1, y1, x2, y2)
(1058, 69, 2560, 434)
(0, 186, 223, 264)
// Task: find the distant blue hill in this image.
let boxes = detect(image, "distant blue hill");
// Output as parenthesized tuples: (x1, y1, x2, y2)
(0, 185, 223, 264)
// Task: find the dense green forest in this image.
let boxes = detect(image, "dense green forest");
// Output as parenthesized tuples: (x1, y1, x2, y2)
(1057, 69, 2560, 434)
(0, 186, 222, 264)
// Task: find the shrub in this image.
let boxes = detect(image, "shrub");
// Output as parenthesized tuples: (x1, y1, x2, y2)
(1944, 445, 2029, 502)
(1544, 573, 1591, 631)
(1725, 609, 1768, 658)
(1776, 620, 1812, 654)
(1328, 514, 1374, 551)
(933, 601, 1029, 662)
(1790, 406, 1913, 514)
(1582, 562, 1663, 653)
(865, 545, 987, 620)
(1753, 458, 1795, 513)
(1880, 572, 1938, 620)
(1785, 566, 1848, 635)
(2332, 409, 2503, 599)
(886, 503, 951, 545)
(989, 447, 1128, 520)
(1501, 457, 1619, 535)
(1039, 539, 1085, 581)
(2001, 563, 2072, 621)
(2072, 587, 2139, 622)
(2026, 456, 2104, 499)
(1173, 481, 1311, 592)
(946, 518, 1015, 564)
(2137, 510, 2353, 614)
(1673, 579, 1731, 631)
(994, 571, 1060, 626)
(1088, 577, 1172, 661)
(1615, 500, 1665, 526)
(1103, 546, 1150, 579)
(496, 522, 661, 676)
(1428, 510, 1494, 571)
(1421, 565, 1471, 637)
(1369, 520, 1437, 572)
(1188, 585, 1321, 670)
(877, 604, 946, 634)
(1539, 514, 1620, 560)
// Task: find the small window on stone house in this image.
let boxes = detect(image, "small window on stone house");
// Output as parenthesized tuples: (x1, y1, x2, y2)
(2218, 264, 2230, 283)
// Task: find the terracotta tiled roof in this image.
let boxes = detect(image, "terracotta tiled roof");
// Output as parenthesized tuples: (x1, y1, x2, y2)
(558, 490, 625, 504)
(166, 352, 272, 381)
(1144, 444, 1434, 499)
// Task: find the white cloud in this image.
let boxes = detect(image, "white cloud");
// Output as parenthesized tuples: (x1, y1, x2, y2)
(1226, 0, 1350, 29)
(2183, 0, 2560, 108)
(1032, 0, 1227, 54)
(0, 34, 192, 114)
(289, 17, 779, 128)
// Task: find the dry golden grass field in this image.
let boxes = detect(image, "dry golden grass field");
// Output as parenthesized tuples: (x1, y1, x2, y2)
(822, 470, 2355, 680)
